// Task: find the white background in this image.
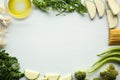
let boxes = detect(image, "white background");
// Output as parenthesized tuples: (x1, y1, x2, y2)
(1, 0, 120, 80)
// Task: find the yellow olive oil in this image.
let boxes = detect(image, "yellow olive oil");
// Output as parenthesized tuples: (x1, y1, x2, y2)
(7, 0, 32, 19)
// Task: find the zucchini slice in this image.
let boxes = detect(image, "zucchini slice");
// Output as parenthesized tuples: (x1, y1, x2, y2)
(94, 0, 105, 18)
(85, 0, 96, 20)
(106, 0, 120, 15)
(106, 10, 118, 28)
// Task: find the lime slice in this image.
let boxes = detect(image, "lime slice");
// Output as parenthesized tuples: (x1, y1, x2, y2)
(24, 69, 40, 80)
(44, 74, 60, 80)
(35, 77, 48, 80)
(59, 74, 72, 80)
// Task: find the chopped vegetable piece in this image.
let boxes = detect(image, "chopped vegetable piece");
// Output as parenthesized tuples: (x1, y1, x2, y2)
(106, 0, 120, 15)
(44, 74, 60, 80)
(106, 10, 118, 28)
(74, 70, 86, 80)
(85, 0, 96, 20)
(94, 0, 105, 18)
(100, 64, 118, 80)
(59, 74, 72, 80)
(0, 14, 10, 27)
(24, 69, 40, 80)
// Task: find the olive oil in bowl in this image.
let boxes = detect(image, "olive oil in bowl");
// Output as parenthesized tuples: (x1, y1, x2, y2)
(6, 0, 32, 19)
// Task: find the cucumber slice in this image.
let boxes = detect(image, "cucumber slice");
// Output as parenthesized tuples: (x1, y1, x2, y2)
(44, 74, 60, 80)
(24, 69, 40, 80)
(59, 74, 72, 80)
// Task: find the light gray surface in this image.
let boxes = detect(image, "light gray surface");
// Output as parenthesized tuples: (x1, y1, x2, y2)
(1, 0, 120, 80)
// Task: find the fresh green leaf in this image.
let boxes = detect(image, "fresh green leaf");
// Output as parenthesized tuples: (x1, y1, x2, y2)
(32, 0, 87, 15)
(0, 49, 24, 80)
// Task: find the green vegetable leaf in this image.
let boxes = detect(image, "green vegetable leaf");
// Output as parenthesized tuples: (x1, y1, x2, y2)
(32, 0, 87, 15)
(0, 49, 24, 80)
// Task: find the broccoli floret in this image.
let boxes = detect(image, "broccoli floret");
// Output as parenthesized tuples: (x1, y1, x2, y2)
(93, 78, 102, 80)
(74, 70, 86, 80)
(100, 64, 118, 80)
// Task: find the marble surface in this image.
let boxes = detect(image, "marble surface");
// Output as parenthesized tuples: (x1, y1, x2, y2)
(1, 0, 120, 80)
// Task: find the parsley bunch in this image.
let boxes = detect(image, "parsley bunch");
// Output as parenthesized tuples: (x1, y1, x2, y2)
(32, 0, 87, 15)
(0, 50, 24, 80)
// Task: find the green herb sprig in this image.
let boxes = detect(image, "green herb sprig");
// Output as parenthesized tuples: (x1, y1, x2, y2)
(0, 50, 24, 80)
(32, 0, 87, 15)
